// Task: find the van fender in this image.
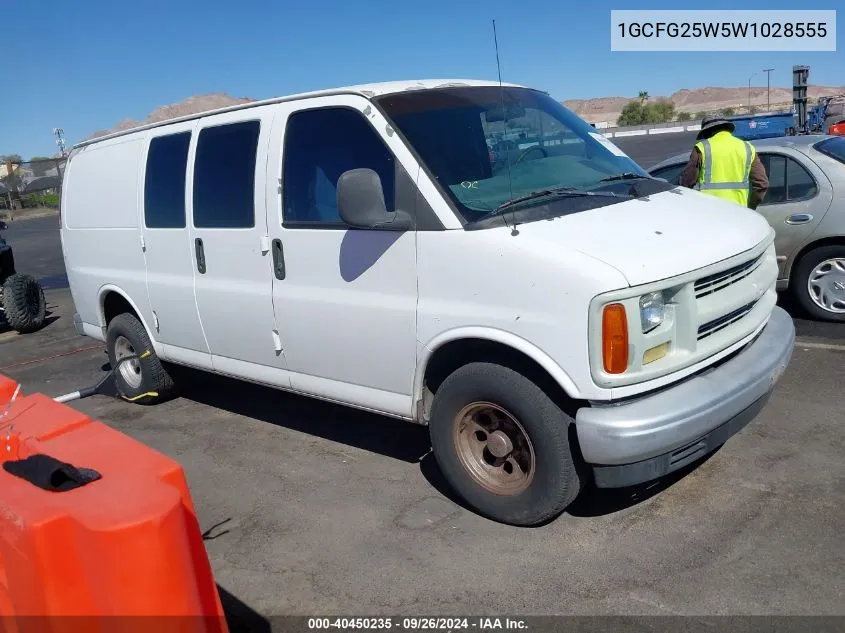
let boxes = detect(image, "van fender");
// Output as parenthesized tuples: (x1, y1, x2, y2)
(413, 326, 582, 419)
(97, 284, 160, 350)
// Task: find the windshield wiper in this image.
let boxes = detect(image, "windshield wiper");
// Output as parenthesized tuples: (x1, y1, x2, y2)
(598, 172, 653, 183)
(482, 187, 631, 219)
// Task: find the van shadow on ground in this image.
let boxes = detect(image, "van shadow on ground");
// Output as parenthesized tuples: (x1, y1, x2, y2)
(169, 366, 716, 521)
(170, 366, 431, 464)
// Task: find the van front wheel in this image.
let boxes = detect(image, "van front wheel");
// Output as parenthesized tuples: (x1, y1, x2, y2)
(428, 362, 582, 526)
(106, 313, 174, 404)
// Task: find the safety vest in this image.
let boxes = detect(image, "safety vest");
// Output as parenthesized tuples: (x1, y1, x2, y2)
(694, 130, 755, 207)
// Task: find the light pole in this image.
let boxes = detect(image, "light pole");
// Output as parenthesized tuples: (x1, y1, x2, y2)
(762, 68, 775, 110)
(748, 72, 758, 112)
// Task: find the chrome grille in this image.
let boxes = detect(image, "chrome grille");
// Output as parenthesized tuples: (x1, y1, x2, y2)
(694, 254, 763, 298)
(697, 298, 759, 340)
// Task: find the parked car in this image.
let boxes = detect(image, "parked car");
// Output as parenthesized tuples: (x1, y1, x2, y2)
(60, 79, 794, 526)
(649, 135, 845, 322)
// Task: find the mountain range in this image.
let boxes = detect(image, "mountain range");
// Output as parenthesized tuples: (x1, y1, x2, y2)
(84, 84, 845, 141)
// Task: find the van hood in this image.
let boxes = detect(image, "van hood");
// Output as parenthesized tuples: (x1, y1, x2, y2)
(511, 187, 773, 287)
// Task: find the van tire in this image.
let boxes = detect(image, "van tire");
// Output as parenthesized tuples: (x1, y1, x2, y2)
(791, 245, 845, 323)
(2, 273, 46, 334)
(106, 313, 174, 404)
(428, 362, 582, 526)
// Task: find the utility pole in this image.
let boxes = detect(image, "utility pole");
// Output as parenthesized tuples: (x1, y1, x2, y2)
(763, 68, 775, 110)
(748, 72, 758, 112)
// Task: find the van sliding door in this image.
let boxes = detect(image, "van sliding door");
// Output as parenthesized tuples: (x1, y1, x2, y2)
(187, 105, 290, 384)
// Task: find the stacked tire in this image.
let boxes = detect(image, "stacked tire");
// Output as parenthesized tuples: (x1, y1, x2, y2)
(1, 273, 47, 334)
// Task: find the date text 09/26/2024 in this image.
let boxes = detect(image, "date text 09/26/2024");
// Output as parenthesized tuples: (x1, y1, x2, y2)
(307, 618, 528, 631)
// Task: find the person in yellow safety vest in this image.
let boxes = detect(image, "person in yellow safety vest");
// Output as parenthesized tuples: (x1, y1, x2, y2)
(678, 116, 769, 209)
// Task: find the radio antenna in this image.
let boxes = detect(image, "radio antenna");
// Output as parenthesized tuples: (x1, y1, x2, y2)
(492, 19, 517, 235)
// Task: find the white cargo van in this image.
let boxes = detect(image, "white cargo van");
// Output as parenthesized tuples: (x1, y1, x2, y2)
(61, 80, 795, 526)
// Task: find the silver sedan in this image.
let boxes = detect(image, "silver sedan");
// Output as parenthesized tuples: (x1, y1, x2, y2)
(648, 135, 845, 322)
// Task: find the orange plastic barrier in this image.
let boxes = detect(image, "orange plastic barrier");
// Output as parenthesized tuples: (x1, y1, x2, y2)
(829, 122, 845, 136)
(0, 380, 228, 633)
(0, 375, 18, 407)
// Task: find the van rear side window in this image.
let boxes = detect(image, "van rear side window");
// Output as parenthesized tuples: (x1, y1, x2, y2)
(144, 132, 191, 228)
(193, 120, 260, 228)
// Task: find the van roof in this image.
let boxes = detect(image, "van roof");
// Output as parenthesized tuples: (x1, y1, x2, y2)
(72, 79, 526, 150)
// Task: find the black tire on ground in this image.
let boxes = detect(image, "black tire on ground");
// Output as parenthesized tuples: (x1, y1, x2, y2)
(1, 273, 46, 334)
(428, 362, 583, 527)
(790, 245, 845, 323)
(105, 312, 175, 405)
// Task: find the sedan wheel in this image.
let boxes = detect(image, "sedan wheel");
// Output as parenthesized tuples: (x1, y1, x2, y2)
(807, 257, 845, 315)
(792, 245, 845, 322)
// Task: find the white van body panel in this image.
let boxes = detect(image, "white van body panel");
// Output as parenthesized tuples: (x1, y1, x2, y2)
(61, 136, 153, 341)
(508, 187, 774, 287)
(415, 228, 629, 402)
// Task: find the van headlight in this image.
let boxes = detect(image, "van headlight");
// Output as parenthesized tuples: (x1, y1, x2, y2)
(639, 291, 665, 333)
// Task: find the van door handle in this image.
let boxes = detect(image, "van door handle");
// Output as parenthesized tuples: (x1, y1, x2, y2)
(271, 239, 285, 280)
(785, 213, 813, 225)
(195, 238, 206, 274)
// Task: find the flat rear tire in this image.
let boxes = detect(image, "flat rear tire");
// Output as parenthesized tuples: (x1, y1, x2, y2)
(106, 313, 174, 404)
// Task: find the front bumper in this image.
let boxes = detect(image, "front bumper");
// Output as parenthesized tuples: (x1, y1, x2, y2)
(575, 306, 795, 488)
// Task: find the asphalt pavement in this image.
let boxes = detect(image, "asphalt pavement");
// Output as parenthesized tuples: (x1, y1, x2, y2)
(1, 173, 843, 624)
(613, 131, 698, 169)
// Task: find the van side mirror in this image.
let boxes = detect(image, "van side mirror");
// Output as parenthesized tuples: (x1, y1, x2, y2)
(337, 168, 413, 231)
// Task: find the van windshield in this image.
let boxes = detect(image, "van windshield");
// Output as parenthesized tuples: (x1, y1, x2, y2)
(377, 86, 656, 224)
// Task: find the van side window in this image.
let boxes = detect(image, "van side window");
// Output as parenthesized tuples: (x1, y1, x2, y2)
(144, 132, 190, 228)
(282, 107, 395, 226)
(193, 120, 260, 228)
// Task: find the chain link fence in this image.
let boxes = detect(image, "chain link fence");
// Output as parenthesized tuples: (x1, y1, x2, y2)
(1, 157, 67, 221)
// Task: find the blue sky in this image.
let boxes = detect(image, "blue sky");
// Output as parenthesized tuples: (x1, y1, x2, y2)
(4, 0, 841, 159)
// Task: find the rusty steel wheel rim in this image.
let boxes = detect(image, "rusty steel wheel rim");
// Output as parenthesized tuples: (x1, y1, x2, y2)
(452, 401, 535, 496)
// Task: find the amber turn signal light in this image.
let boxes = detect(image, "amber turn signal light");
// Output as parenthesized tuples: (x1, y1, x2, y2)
(602, 303, 629, 374)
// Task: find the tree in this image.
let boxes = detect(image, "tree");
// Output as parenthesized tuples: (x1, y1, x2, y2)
(694, 111, 707, 121)
(29, 156, 55, 177)
(0, 167, 24, 195)
(638, 91, 649, 105)
(646, 99, 675, 123)
(677, 111, 692, 121)
(748, 106, 759, 115)
(617, 99, 677, 126)
(720, 107, 735, 117)
(1, 154, 23, 166)
(617, 101, 646, 126)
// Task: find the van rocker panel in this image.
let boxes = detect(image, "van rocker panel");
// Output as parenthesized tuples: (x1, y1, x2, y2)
(575, 306, 794, 481)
